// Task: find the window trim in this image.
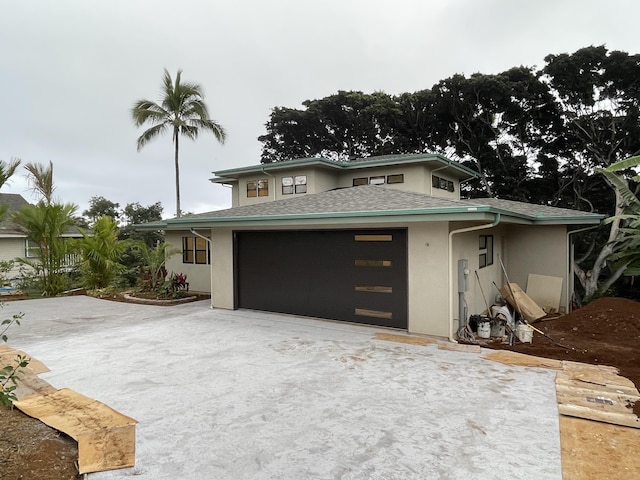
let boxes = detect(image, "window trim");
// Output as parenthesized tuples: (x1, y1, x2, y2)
(479, 235, 494, 269)
(182, 236, 211, 265)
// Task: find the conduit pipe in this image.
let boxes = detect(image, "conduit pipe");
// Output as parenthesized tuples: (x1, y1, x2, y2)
(448, 213, 501, 342)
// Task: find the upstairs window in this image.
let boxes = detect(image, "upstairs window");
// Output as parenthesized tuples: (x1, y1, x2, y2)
(353, 174, 404, 187)
(247, 179, 269, 197)
(282, 175, 307, 195)
(432, 175, 454, 192)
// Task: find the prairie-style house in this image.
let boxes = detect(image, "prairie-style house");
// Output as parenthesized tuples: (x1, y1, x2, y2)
(140, 154, 603, 339)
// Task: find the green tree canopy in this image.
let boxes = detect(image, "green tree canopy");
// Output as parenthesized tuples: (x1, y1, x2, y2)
(83, 196, 120, 225)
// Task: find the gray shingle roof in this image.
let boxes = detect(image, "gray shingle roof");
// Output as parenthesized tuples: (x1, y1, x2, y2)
(171, 186, 602, 224)
(0, 193, 29, 234)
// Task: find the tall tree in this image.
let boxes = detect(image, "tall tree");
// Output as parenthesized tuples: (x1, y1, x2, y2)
(119, 201, 164, 247)
(260, 91, 403, 162)
(83, 196, 120, 225)
(541, 46, 640, 300)
(132, 69, 226, 218)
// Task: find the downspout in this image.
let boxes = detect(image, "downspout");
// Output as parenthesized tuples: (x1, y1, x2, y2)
(566, 225, 599, 312)
(260, 166, 276, 202)
(190, 228, 213, 308)
(448, 213, 501, 342)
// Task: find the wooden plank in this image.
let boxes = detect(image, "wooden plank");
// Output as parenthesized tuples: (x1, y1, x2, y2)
(482, 350, 563, 369)
(373, 332, 436, 346)
(14, 388, 137, 474)
(558, 404, 640, 428)
(556, 390, 638, 417)
(438, 342, 481, 353)
(500, 283, 546, 322)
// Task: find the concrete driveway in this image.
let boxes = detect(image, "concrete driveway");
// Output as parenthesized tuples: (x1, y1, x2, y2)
(4, 297, 561, 479)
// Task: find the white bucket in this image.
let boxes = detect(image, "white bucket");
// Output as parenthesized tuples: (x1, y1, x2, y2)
(477, 321, 491, 339)
(516, 324, 533, 343)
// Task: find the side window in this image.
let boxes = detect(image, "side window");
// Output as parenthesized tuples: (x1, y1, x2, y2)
(25, 238, 39, 258)
(479, 235, 494, 268)
(182, 237, 211, 265)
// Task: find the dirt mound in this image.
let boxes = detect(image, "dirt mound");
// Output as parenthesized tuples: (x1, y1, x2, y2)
(486, 297, 640, 415)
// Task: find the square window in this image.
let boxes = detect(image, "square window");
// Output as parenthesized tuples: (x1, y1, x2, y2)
(387, 174, 404, 184)
(432, 175, 440, 188)
(282, 185, 294, 195)
(447, 180, 455, 192)
(294, 175, 307, 186)
(370, 176, 385, 185)
(295, 184, 307, 194)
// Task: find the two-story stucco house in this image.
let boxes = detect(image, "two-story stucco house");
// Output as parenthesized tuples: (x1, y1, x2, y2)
(143, 153, 603, 339)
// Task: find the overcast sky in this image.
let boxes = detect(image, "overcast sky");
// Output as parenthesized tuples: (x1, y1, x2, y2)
(1, 0, 639, 219)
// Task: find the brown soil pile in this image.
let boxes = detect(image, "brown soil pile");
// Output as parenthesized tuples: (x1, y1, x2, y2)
(485, 297, 640, 414)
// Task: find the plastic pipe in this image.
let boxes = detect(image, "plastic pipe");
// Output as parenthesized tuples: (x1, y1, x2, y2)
(448, 213, 501, 342)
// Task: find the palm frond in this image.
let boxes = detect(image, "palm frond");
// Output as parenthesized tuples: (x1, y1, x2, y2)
(137, 123, 169, 151)
(0, 157, 21, 189)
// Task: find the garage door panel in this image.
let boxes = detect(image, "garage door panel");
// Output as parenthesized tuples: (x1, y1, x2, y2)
(236, 230, 407, 328)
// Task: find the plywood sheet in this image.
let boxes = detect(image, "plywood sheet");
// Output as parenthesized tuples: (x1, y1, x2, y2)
(526, 274, 563, 313)
(560, 416, 640, 480)
(500, 283, 546, 322)
(14, 388, 137, 474)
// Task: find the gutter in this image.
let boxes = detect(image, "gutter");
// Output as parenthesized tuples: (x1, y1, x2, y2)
(448, 213, 501, 343)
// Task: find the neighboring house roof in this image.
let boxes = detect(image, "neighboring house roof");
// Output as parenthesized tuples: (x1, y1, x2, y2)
(0, 193, 30, 236)
(139, 185, 604, 230)
(210, 153, 480, 184)
(0, 192, 83, 238)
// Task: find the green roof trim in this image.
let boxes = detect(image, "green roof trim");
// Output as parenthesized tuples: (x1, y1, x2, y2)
(210, 153, 480, 183)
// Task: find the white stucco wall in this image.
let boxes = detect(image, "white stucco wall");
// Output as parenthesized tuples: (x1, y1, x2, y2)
(406, 222, 450, 337)
(165, 231, 213, 293)
(0, 237, 27, 280)
(210, 227, 234, 309)
(503, 225, 569, 309)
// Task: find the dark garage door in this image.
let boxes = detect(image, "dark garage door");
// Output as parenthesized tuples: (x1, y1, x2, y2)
(235, 229, 407, 328)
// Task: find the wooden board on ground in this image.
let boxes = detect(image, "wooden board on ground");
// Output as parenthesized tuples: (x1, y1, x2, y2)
(482, 350, 563, 369)
(526, 274, 563, 313)
(438, 342, 481, 353)
(13, 368, 57, 399)
(373, 332, 437, 346)
(560, 416, 640, 480)
(500, 283, 546, 322)
(14, 388, 137, 474)
(0, 345, 49, 374)
(557, 361, 640, 428)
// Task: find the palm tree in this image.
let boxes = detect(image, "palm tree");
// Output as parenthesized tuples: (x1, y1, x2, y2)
(131, 69, 226, 217)
(0, 157, 21, 221)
